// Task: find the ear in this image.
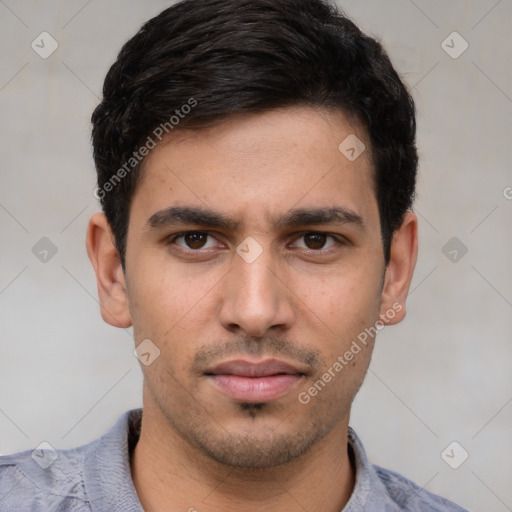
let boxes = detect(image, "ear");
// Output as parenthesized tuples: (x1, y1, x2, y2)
(379, 210, 418, 325)
(86, 212, 132, 328)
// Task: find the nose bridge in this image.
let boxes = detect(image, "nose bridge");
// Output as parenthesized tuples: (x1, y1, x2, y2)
(219, 240, 292, 336)
(237, 250, 276, 302)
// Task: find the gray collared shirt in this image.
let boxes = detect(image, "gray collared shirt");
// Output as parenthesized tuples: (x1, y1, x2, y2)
(0, 409, 468, 511)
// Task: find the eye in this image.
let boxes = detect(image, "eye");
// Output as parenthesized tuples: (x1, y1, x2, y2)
(168, 231, 219, 250)
(291, 232, 340, 251)
(166, 230, 345, 255)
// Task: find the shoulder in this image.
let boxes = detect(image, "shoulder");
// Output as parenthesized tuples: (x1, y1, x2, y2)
(373, 464, 469, 512)
(0, 444, 90, 512)
(346, 427, 468, 512)
(0, 409, 141, 512)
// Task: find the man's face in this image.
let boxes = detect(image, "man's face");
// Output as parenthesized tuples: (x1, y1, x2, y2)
(123, 106, 387, 468)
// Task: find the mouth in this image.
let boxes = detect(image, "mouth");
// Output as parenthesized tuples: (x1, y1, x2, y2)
(205, 358, 306, 403)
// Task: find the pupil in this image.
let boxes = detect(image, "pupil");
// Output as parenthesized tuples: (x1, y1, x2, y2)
(186, 232, 206, 249)
(306, 233, 325, 249)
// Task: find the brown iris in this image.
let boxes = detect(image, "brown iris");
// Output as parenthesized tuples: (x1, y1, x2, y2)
(303, 232, 327, 250)
(184, 232, 209, 249)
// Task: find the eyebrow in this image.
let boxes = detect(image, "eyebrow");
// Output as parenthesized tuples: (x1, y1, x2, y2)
(146, 205, 364, 231)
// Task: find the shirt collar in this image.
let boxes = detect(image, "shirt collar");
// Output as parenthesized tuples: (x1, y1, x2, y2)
(83, 409, 394, 512)
(345, 427, 405, 511)
(84, 409, 143, 512)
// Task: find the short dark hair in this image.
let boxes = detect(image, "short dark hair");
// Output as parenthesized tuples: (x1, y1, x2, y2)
(91, 0, 417, 267)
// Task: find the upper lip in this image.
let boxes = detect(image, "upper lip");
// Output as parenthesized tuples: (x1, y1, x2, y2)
(206, 358, 305, 377)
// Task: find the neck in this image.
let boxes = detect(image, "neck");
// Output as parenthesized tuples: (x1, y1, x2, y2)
(130, 406, 355, 512)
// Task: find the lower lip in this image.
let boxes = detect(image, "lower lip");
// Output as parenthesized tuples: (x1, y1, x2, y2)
(208, 374, 302, 403)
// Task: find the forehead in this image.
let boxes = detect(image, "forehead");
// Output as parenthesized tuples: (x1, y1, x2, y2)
(130, 106, 378, 232)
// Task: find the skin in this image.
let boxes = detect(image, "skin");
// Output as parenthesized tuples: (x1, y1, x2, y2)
(86, 106, 418, 512)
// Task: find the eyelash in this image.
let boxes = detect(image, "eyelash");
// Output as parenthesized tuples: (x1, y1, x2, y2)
(165, 230, 347, 255)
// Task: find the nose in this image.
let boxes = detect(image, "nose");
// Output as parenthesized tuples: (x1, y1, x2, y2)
(218, 244, 295, 337)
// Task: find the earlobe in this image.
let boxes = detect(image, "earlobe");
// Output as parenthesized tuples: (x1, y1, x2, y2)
(379, 210, 418, 326)
(86, 213, 133, 328)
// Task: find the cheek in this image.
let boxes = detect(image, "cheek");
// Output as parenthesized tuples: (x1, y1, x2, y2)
(294, 262, 383, 336)
(128, 260, 202, 331)
(127, 264, 220, 372)
(295, 278, 379, 409)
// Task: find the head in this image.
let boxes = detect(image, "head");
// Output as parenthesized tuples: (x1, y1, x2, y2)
(87, 0, 418, 469)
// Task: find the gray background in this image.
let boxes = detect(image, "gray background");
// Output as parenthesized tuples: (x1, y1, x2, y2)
(1, 1, 511, 510)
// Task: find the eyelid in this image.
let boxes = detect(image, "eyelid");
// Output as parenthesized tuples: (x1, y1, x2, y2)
(166, 230, 348, 252)
(166, 230, 222, 249)
(290, 231, 343, 250)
